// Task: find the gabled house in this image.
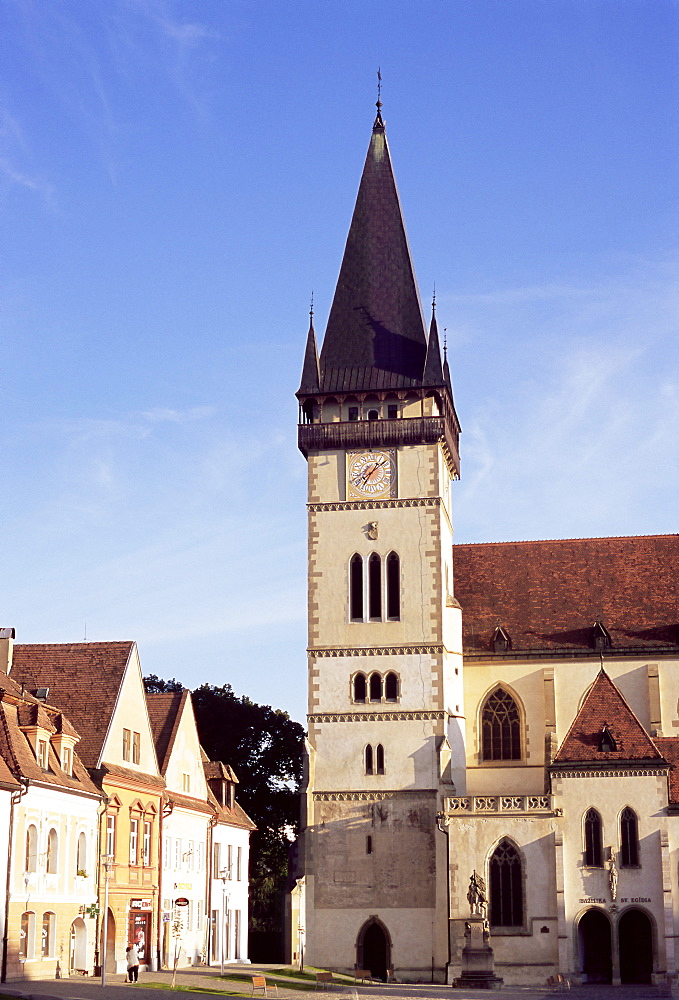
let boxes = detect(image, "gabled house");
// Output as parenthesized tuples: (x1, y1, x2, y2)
(9, 640, 165, 974)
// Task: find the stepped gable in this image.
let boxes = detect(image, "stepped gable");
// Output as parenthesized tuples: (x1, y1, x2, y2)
(11, 641, 134, 768)
(146, 690, 187, 776)
(653, 738, 679, 803)
(453, 534, 679, 654)
(553, 669, 663, 764)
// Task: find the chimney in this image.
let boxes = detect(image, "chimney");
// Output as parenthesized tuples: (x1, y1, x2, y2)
(0, 628, 15, 675)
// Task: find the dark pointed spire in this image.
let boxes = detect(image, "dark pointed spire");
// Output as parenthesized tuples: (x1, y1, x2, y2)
(423, 294, 445, 386)
(297, 299, 320, 395)
(319, 96, 428, 392)
(442, 326, 453, 396)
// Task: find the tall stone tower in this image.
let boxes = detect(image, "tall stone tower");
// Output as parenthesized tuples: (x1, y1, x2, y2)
(296, 102, 463, 981)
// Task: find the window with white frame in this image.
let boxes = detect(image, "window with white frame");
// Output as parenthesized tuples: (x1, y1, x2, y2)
(46, 828, 58, 874)
(164, 836, 171, 868)
(76, 831, 87, 875)
(175, 838, 182, 870)
(143, 821, 152, 866)
(37, 740, 48, 770)
(106, 814, 116, 858)
(41, 912, 56, 957)
(188, 840, 194, 870)
(129, 818, 139, 865)
(20, 911, 35, 960)
(25, 825, 38, 873)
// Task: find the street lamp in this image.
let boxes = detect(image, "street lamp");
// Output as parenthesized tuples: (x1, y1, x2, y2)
(297, 920, 305, 974)
(219, 867, 231, 977)
(101, 855, 114, 988)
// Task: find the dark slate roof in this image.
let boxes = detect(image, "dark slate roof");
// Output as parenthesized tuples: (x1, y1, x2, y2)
(318, 112, 428, 392)
(453, 535, 679, 654)
(297, 315, 321, 395)
(553, 670, 663, 764)
(11, 642, 135, 767)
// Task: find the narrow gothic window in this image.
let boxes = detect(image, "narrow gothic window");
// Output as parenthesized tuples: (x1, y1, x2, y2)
(368, 553, 381, 620)
(365, 745, 373, 775)
(366, 836, 372, 855)
(386, 552, 400, 619)
(353, 674, 367, 703)
(369, 673, 382, 701)
(376, 744, 385, 774)
(481, 689, 521, 760)
(385, 672, 398, 701)
(489, 839, 523, 927)
(620, 807, 639, 866)
(350, 554, 363, 621)
(584, 808, 603, 867)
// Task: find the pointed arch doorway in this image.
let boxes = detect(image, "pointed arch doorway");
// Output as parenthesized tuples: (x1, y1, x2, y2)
(578, 908, 611, 984)
(356, 917, 391, 981)
(619, 909, 653, 984)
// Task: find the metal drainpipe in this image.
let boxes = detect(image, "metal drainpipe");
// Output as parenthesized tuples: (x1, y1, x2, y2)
(2, 778, 30, 982)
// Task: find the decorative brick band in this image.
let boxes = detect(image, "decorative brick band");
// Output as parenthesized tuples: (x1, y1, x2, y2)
(308, 497, 441, 513)
(309, 644, 444, 657)
(550, 768, 668, 779)
(308, 711, 445, 724)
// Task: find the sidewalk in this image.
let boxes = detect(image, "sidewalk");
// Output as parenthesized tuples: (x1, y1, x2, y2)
(0, 964, 674, 1000)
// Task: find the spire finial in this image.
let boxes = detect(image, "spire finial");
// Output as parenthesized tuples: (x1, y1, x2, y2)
(373, 68, 384, 129)
(443, 327, 447, 358)
(310, 291, 314, 322)
(432, 284, 436, 315)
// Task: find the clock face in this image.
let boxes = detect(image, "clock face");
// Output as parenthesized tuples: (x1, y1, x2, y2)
(347, 451, 396, 500)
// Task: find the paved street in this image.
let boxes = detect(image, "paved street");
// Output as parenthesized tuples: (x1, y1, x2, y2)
(0, 965, 674, 1000)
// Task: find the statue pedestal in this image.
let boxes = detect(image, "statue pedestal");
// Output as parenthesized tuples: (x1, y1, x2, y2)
(452, 917, 503, 990)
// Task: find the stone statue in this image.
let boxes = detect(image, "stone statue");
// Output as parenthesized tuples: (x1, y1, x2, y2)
(467, 870, 488, 917)
(607, 860, 618, 900)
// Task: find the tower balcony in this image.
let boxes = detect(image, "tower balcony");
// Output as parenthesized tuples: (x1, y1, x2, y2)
(298, 416, 460, 475)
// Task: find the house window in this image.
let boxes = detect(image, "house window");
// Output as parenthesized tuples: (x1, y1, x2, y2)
(369, 673, 382, 702)
(386, 552, 400, 619)
(365, 745, 374, 775)
(25, 825, 37, 873)
(621, 807, 639, 866)
(164, 836, 171, 869)
(143, 821, 152, 866)
(20, 911, 35, 960)
(481, 688, 521, 761)
(61, 746, 72, 775)
(106, 815, 116, 858)
(353, 673, 367, 702)
(376, 744, 385, 774)
(368, 553, 381, 620)
(237, 846, 242, 881)
(197, 842, 204, 872)
(366, 836, 372, 855)
(489, 839, 523, 927)
(348, 406, 359, 421)
(132, 732, 140, 764)
(123, 729, 131, 761)
(584, 808, 603, 867)
(129, 818, 139, 866)
(387, 404, 398, 419)
(175, 838, 182, 870)
(385, 672, 398, 702)
(350, 554, 364, 621)
(213, 842, 221, 876)
(234, 910, 241, 960)
(227, 844, 233, 876)
(77, 831, 87, 874)
(41, 912, 56, 957)
(182, 773, 191, 793)
(46, 829, 58, 874)
(187, 839, 195, 870)
(187, 901, 194, 931)
(197, 901, 203, 931)
(37, 740, 48, 770)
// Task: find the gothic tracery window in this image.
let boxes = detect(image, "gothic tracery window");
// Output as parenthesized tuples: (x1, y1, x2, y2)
(386, 552, 400, 620)
(489, 839, 523, 927)
(353, 673, 367, 702)
(350, 554, 363, 621)
(620, 807, 639, 866)
(481, 688, 521, 761)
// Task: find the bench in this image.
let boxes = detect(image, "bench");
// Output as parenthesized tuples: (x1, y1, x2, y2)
(315, 972, 334, 990)
(353, 968, 373, 984)
(251, 976, 278, 997)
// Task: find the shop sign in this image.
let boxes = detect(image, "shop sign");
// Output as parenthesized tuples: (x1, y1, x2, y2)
(175, 897, 189, 907)
(130, 898, 152, 910)
(174, 882, 192, 891)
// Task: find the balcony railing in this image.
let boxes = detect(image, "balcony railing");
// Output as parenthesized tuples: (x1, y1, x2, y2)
(298, 416, 459, 471)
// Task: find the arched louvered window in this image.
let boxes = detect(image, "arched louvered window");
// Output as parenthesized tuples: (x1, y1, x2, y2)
(365, 745, 373, 775)
(25, 825, 37, 873)
(584, 808, 603, 867)
(369, 673, 382, 702)
(353, 673, 367, 703)
(385, 672, 398, 702)
(481, 689, 521, 760)
(350, 554, 363, 621)
(620, 807, 639, 866)
(489, 839, 523, 927)
(386, 552, 400, 620)
(376, 744, 385, 774)
(368, 553, 382, 620)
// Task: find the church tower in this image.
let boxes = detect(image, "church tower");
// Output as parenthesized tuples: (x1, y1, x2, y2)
(296, 101, 463, 981)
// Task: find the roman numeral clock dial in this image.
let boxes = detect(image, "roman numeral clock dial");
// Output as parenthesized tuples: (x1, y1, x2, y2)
(347, 450, 397, 500)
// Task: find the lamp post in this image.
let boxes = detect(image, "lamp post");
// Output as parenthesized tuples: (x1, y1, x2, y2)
(101, 855, 114, 988)
(219, 867, 231, 977)
(297, 919, 305, 974)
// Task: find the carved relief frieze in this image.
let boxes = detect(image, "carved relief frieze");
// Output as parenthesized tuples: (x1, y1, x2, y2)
(310, 644, 444, 657)
(308, 497, 441, 513)
(308, 711, 445, 724)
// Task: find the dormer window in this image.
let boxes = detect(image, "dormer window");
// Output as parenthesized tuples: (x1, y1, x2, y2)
(182, 773, 191, 793)
(37, 740, 48, 770)
(492, 626, 511, 653)
(61, 746, 72, 775)
(598, 726, 617, 752)
(592, 620, 611, 650)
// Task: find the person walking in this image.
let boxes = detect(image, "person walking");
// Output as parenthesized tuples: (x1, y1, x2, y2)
(126, 943, 140, 983)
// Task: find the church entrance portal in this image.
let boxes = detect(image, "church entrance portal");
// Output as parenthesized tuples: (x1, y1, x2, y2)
(619, 909, 653, 984)
(578, 908, 612, 984)
(357, 919, 390, 982)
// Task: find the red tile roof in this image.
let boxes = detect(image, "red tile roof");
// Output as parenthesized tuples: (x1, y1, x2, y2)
(553, 670, 663, 764)
(10, 642, 134, 768)
(653, 738, 679, 803)
(453, 535, 679, 654)
(146, 691, 187, 776)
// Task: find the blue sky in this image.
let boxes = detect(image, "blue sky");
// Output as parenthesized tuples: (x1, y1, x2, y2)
(2, 0, 677, 725)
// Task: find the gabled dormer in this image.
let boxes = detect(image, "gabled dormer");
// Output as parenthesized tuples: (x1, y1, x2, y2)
(50, 712, 80, 776)
(204, 760, 238, 811)
(17, 702, 55, 770)
(591, 618, 612, 650)
(492, 625, 512, 653)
